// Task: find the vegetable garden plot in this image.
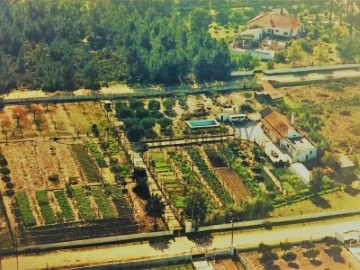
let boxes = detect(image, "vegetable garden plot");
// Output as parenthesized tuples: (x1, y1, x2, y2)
(54, 190, 75, 222)
(271, 167, 308, 194)
(36, 191, 56, 225)
(186, 147, 233, 205)
(15, 192, 37, 227)
(72, 187, 96, 221)
(71, 144, 101, 183)
(215, 168, 251, 204)
(90, 186, 117, 219)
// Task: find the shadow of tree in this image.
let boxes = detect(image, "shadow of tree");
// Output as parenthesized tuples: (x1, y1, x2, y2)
(344, 186, 360, 196)
(187, 232, 213, 247)
(325, 248, 345, 263)
(288, 262, 299, 269)
(310, 259, 322, 266)
(310, 195, 331, 209)
(149, 236, 171, 251)
(264, 263, 280, 270)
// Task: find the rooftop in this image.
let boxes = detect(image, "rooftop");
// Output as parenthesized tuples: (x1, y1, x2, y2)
(288, 136, 314, 149)
(248, 12, 301, 29)
(261, 108, 293, 140)
(262, 81, 284, 100)
(338, 154, 355, 168)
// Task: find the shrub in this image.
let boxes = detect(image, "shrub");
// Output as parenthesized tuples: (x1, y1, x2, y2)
(1, 175, 11, 183)
(6, 182, 14, 189)
(244, 92, 253, 98)
(5, 189, 14, 197)
(48, 174, 59, 182)
(0, 167, 10, 175)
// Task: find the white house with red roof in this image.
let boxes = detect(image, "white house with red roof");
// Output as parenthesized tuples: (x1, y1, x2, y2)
(247, 9, 302, 38)
(260, 108, 317, 162)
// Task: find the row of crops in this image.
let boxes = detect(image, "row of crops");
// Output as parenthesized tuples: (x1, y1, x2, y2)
(185, 147, 234, 205)
(71, 144, 101, 183)
(150, 150, 185, 208)
(15, 185, 133, 227)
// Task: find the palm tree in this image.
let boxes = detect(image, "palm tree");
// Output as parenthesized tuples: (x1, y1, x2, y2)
(145, 193, 165, 231)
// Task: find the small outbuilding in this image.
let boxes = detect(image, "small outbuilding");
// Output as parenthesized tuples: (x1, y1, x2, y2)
(337, 154, 356, 182)
(290, 163, 311, 186)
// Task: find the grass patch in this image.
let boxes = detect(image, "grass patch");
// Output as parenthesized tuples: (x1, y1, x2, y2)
(36, 191, 56, 225)
(271, 167, 308, 193)
(15, 192, 36, 226)
(91, 186, 117, 219)
(73, 187, 96, 221)
(72, 144, 100, 182)
(54, 190, 74, 222)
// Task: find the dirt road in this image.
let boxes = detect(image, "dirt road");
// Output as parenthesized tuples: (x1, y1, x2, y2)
(1, 216, 360, 269)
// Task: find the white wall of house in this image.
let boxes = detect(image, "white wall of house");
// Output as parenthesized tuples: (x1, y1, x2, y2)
(216, 113, 230, 122)
(263, 27, 300, 37)
(291, 145, 317, 162)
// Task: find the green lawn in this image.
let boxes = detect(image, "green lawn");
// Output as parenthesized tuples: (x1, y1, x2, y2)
(273, 190, 360, 217)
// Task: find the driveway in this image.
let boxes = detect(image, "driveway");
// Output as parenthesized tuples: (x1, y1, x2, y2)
(236, 121, 292, 163)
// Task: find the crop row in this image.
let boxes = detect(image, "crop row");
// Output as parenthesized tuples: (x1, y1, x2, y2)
(90, 186, 117, 218)
(15, 192, 37, 226)
(88, 141, 107, 168)
(54, 190, 75, 222)
(185, 147, 234, 205)
(36, 191, 56, 224)
(72, 187, 96, 221)
(72, 144, 100, 182)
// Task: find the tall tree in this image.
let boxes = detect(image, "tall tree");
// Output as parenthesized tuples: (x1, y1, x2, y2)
(286, 41, 306, 67)
(145, 193, 165, 231)
(184, 189, 208, 230)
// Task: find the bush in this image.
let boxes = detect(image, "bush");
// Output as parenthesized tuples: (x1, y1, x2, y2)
(240, 103, 255, 113)
(1, 175, 11, 183)
(6, 182, 14, 189)
(5, 189, 14, 197)
(0, 167, 10, 175)
(48, 174, 59, 182)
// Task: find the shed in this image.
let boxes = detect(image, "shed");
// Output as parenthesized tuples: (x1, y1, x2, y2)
(290, 163, 311, 185)
(337, 154, 356, 181)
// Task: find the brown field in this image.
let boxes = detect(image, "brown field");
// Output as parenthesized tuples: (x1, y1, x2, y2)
(241, 242, 360, 270)
(0, 102, 109, 139)
(216, 168, 251, 204)
(279, 84, 360, 156)
(0, 140, 87, 193)
(214, 257, 245, 270)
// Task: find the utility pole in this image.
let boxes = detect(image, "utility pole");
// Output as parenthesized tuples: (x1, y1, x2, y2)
(231, 213, 234, 255)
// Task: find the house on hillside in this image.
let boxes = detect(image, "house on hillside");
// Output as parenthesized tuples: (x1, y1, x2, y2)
(237, 28, 263, 47)
(260, 108, 317, 162)
(247, 9, 302, 38)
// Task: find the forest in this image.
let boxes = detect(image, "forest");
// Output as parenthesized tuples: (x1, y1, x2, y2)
(0, 0, 232, 92)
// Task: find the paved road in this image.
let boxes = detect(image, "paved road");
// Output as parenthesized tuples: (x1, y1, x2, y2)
(2, 216, 360, 269)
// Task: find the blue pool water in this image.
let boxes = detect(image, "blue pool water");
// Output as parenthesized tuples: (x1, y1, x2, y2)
(186, 120, 219, 128)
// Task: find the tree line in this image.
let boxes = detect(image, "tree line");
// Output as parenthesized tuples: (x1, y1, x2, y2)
(0, 0, 232, 92)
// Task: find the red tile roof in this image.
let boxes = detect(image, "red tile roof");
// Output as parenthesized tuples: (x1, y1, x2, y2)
(249, 13, 301, 29)
(261, 108, 292, 140)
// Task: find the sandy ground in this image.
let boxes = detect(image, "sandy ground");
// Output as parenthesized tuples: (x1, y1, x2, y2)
(242, 242, 360, 270)
(2, 90, 49, 99)
(99, 84, 134, 94)
(279, 84, 360, 155)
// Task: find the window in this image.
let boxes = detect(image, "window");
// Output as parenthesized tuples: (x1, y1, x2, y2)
(275, 30, 279, 33)
(284, 32, 288, 35)
(268, 29, 272, 33)
(290, 29, 293, 34)
(310, 151, 313, 154)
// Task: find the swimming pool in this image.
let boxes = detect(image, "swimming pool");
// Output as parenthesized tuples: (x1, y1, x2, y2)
(186, 119, 220, 129)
